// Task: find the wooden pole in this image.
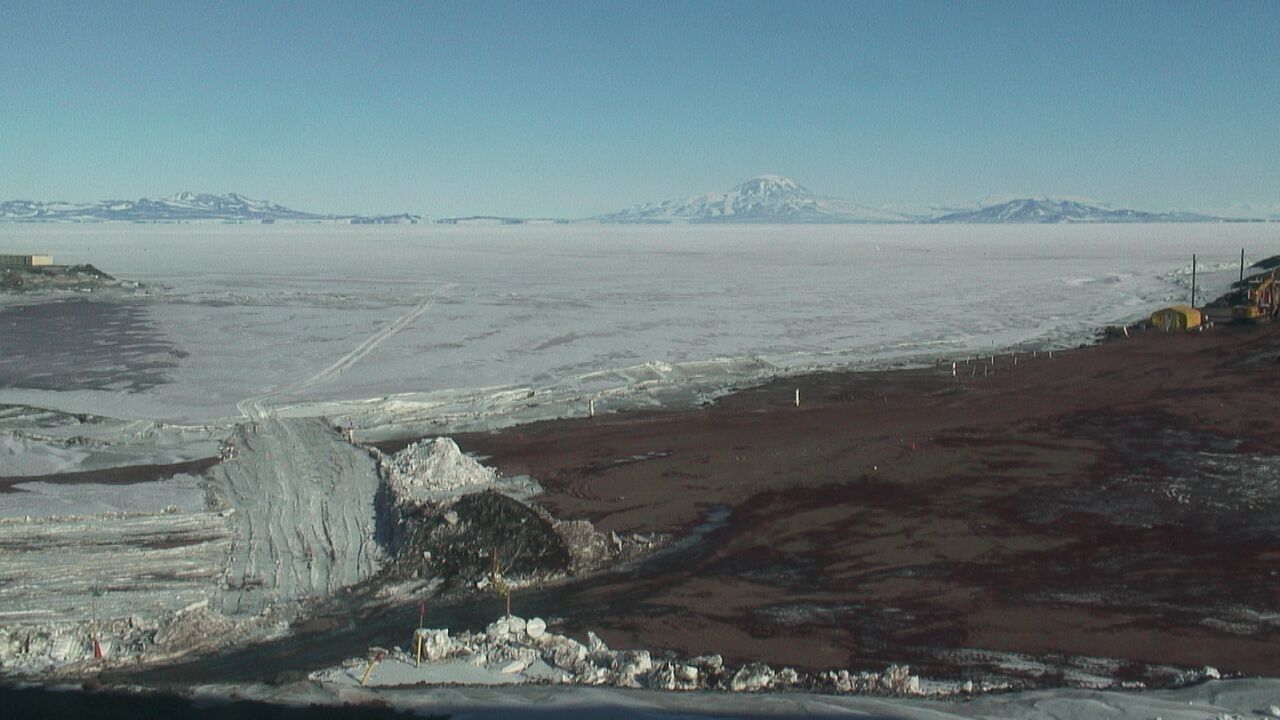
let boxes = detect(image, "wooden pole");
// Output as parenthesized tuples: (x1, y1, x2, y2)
(1241, 248, 1246, 283)
(360, 654, 382, 686)
(794, 389, 800, 407)
(1191, 253, 1197, 308)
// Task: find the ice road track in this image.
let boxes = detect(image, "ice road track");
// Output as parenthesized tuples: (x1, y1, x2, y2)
(236, 284, 456, 422)
(209, 417, 385, 616)
(294, 284, 457, 394)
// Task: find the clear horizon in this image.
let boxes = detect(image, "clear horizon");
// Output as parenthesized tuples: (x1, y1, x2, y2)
(3, 1, 1277, 218)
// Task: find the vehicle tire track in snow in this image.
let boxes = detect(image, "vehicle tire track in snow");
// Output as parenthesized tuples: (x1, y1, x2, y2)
(293, 283, 456, 394)
(209, 417, 385, 616)
(235, 283, 455, 422)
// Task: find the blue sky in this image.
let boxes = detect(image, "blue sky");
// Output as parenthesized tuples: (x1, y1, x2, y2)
(2, 1, 1277, 217)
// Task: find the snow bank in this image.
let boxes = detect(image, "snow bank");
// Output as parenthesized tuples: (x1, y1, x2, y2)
(381, 437, 541, 505)
(385, 437, 497, 497)
(314, 615, 924, 696)
(0, 403, 223, 479)
(0, 433, 91, 476)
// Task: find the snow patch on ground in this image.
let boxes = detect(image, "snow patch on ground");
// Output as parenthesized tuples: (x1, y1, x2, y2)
(0, 433, 92, 476)
(0, 404, 223, 478)
(0, 474, 206, 519)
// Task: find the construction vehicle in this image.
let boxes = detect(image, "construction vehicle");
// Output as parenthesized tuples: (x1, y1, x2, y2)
(1232, 268, 1279, 322)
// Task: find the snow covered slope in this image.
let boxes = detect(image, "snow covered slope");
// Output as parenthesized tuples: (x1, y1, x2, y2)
(930, 197, 1220, 224)
(598, 176, 912, 224)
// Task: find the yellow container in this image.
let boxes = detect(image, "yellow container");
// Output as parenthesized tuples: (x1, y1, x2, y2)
(1150, 305, 1202, 331)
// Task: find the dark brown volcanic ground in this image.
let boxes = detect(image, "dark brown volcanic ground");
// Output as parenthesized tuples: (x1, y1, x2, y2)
(440, 320, 1280, 680)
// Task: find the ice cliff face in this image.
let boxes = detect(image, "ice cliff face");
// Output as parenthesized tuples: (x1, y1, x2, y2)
(598, 175, 912, 224)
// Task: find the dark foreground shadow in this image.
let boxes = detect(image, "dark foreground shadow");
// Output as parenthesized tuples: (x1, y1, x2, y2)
(1, 683, 906, 719)
(1, 684, 427, 719)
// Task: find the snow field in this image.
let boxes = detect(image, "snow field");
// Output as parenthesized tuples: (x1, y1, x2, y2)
(1, 223, 1269, 426)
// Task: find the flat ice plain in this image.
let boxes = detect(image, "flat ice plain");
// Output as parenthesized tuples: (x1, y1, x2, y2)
(0, 222, 1269, 430)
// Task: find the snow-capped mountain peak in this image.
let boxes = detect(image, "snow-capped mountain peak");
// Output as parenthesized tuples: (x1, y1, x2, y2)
(735, 174, 806, 195)
(598, 176, 911, 224)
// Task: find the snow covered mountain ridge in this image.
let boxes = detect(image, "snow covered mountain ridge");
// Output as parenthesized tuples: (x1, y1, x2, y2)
(928, 197, 1220, 224)
(0, 183, 1255, 224)
(596, 177, 1240, 224)
(0, 193, 423, 224)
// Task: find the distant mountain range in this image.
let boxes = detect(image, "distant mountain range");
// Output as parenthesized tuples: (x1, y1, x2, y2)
(0, 181, 1265, 224)
(928, 197, 1218, 224)
(599, 178, 1248, 224)
(0, 192, 423, 224)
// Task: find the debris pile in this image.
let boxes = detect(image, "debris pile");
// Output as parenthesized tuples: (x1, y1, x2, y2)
(550, 518, 665, 573)
(316, 615, 926, 696)
(377, 438, 667, 591)
(0, 605, 257, 676)
(387, 490, 572, 590)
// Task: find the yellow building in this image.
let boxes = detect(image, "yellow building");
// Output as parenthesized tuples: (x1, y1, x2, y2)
(1150, 305, 1202, 331)
(0, 254, 54, 268)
